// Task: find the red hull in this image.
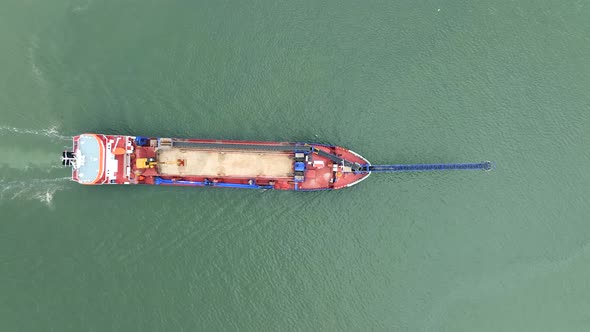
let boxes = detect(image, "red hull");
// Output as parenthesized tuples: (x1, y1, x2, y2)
(67, 134, 371, 191)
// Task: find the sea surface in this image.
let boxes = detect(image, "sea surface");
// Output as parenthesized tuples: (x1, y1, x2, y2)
(1, 1, 589, 331)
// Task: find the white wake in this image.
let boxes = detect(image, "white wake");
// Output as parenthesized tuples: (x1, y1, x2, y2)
(0, 177, 71, 208)
(0, 125, 70, 141)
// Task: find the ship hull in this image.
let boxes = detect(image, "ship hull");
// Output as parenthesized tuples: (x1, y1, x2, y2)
(65, 134, 371, 191)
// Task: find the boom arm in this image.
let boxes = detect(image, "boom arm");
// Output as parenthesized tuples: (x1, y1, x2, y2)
(358, 161, 493, 173)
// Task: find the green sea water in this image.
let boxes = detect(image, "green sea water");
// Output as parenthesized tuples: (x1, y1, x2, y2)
(1, 0, 589, 331)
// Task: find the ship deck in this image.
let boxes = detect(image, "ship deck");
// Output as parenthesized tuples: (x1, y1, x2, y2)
(156, 148, 294, 178)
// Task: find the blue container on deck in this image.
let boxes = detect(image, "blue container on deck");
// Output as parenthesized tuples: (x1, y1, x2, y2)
(294, 162, 306, 172)
(135, 136, 149, 146)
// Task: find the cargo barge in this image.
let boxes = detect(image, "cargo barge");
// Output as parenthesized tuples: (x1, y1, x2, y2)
(62, 134, 492, 191)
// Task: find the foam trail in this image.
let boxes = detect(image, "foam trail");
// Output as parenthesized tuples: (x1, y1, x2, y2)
(0, 126, 70, 140)
(28, 35, 45, 85)
(0, 177, 71, 186)
(0, 177, 71, 208)
(71, 0, 92, 12)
